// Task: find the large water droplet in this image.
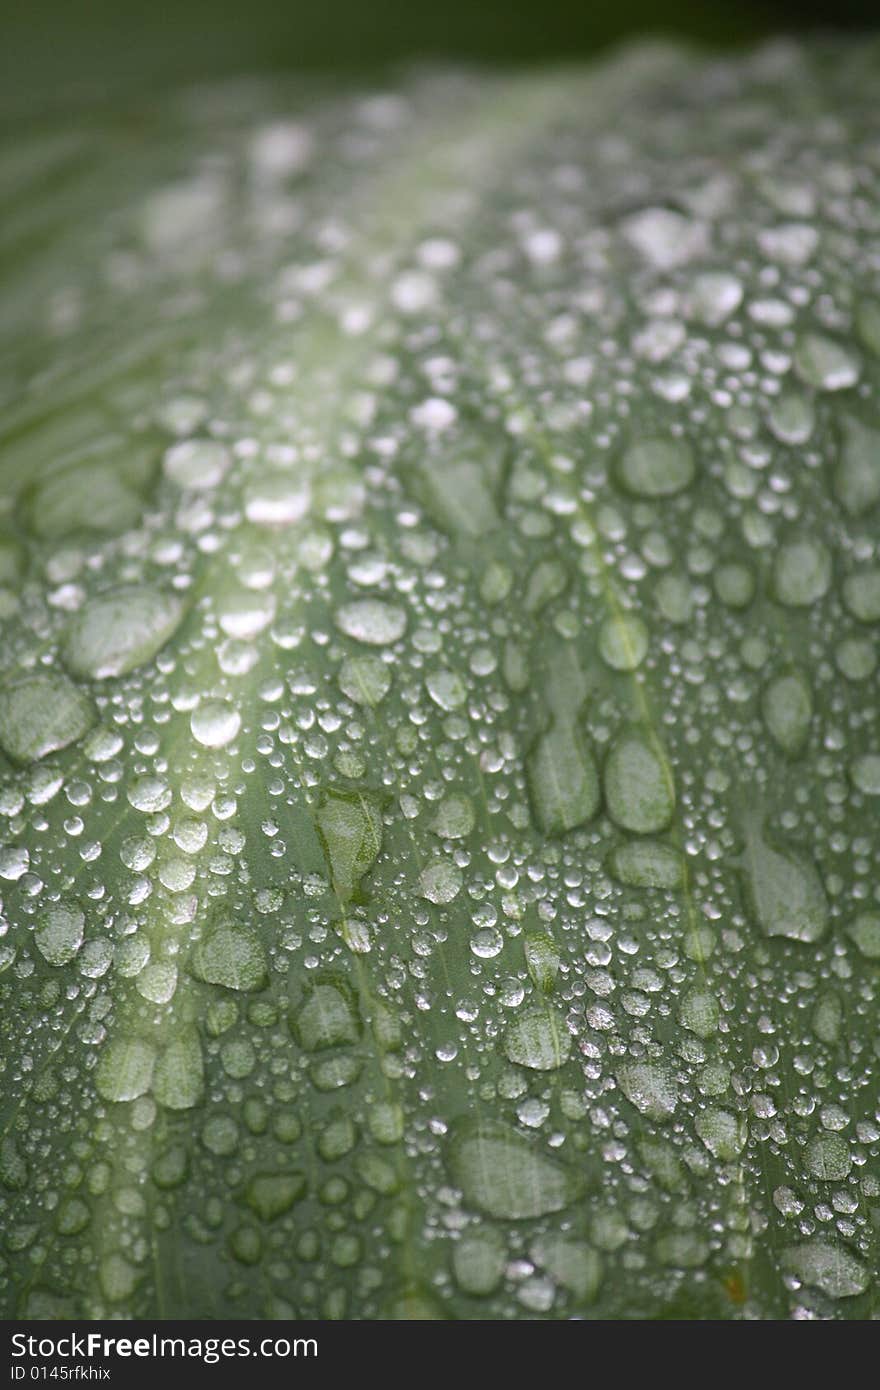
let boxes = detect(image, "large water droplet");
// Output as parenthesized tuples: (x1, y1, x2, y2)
(335, 600, 406, 646)
(190, 699, 241, 749)
(773, 537, 831, 607)
(740, 820, 828, 943)
(193, 916, 268, 991)
(603, 727, 674, 834)
(614, 436, 694, 499)
(527, 724, 599, 835)
(95, 1037, 156, 1102)
(503, 1007, 571, 1070)
(761, 669, 812, 757)
(34, 903, 84, 966)
(781, 1240, 869, 1299)
(449, 1121, 579, 1219)
(0, 674, 95, 764)
(62, 585, 185, 680)
(314, 787, 383, 901)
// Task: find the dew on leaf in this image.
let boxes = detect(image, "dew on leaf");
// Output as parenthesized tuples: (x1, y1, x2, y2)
(614, 436, 695, 499)
(773, 537, 832, 607)
(192, 916, 268, 991)
(833, 414, 880, 516)
(429, 794, 475, 839)
(804, 1133, 851, 1182)
(314, 787, 383, 901)
(152, 1030, 204, 1110)
(163, 438, 230, 490)
(794, 331, 860, 391)
(62, 585, 185, 680)
(0, 673, 95, 764)
(245, 1172, 306, 1221)
(527, 723, 600, 835)
(524, 933, 560, 993)
(695, 1106, 747, 1160)
(603, 727, 674, 834)
(607, 839, 684, 889)
(503, 1007, 571, 1071)
(847, 912, 880, 959)
(449, 1121, 579, 1219)
(761, 669, 812, 757)
(293, 980, 360, 1051)
(190, 699, 241, 749)
(95, 1037, 157, 1102)
(842, 570, 880, 623)
(616, 1061, 678, 1121)
(598, 613, 648, 671)
(338, 655, 391, 707)
(452, 1229, 506, 1296)
(740, 820, 828, 943)
(420, 860, 462, 904)
(781, 1241, 869, 1299)
(335, 600, 406, 646)
(34, 903, 84, 966)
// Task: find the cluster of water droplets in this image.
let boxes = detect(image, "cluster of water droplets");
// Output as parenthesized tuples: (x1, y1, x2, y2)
(0, 39, 878, 1318)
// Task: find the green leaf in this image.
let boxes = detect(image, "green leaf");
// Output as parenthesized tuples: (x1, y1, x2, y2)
(1, 38, 879, 1321)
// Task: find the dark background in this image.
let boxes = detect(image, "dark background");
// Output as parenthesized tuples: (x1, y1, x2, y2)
(0, 1, 875, 111)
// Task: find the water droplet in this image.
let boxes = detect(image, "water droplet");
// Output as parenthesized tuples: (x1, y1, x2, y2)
(190, 700, 241, 749)
(767, 389, 815, 445)
(773, 537, 832, 607)
(293, 979, 360, 1051)
(314, 787, 382, 901)
(503, 1007, 571, 1070)
(527, 724, 600, 835)
(848, 912, 880, 959)
(685, 271, 743, 326)
(695, 1106, 747, 1160)
(34, 903, 84, 965)
(607, 839, 684, 889)
(244, 472, 311, 524)
(449, 1121, 579, 1219)
(678, 988, 719, 1038)
(163, 438, 230, 490)
(740, 820, 828, 943)
(794, 331, 860, 391)
(851, 753, 880, 795)
(425, 668, 466, 711)
(335, 599, 406, 646)
(245, 1172, 306, 1221)
(95, 1037, 156, 1102)
(420, 860, 462, 904)
(782, 1241, 869, 1299)
(338, 655, 391, 707)
(761, 669, 812, 756)
(524, 933, 560, 993)
(0, 674, 95, 764)
(843, 569, 880, 623)
(713, 562, 755, 610)
(452, 1229, 506, 1296)
(805, 1133, 851, 1181)
(616, 1061, 678, 1122)
(598, 614, 648, 671)
(603, 727, 674, 834)
(621, 207, 708, 270)
(833, 414, 880, 516)
(152, 1030, 204, 1110)
(192, 916, 268, 991)
(429, 794, 475, 839)
(614, 436, 694, 499)
(62, 585, 185, 680)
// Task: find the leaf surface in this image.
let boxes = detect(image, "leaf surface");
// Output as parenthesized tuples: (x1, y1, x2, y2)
(1, 40, 879, 1319)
